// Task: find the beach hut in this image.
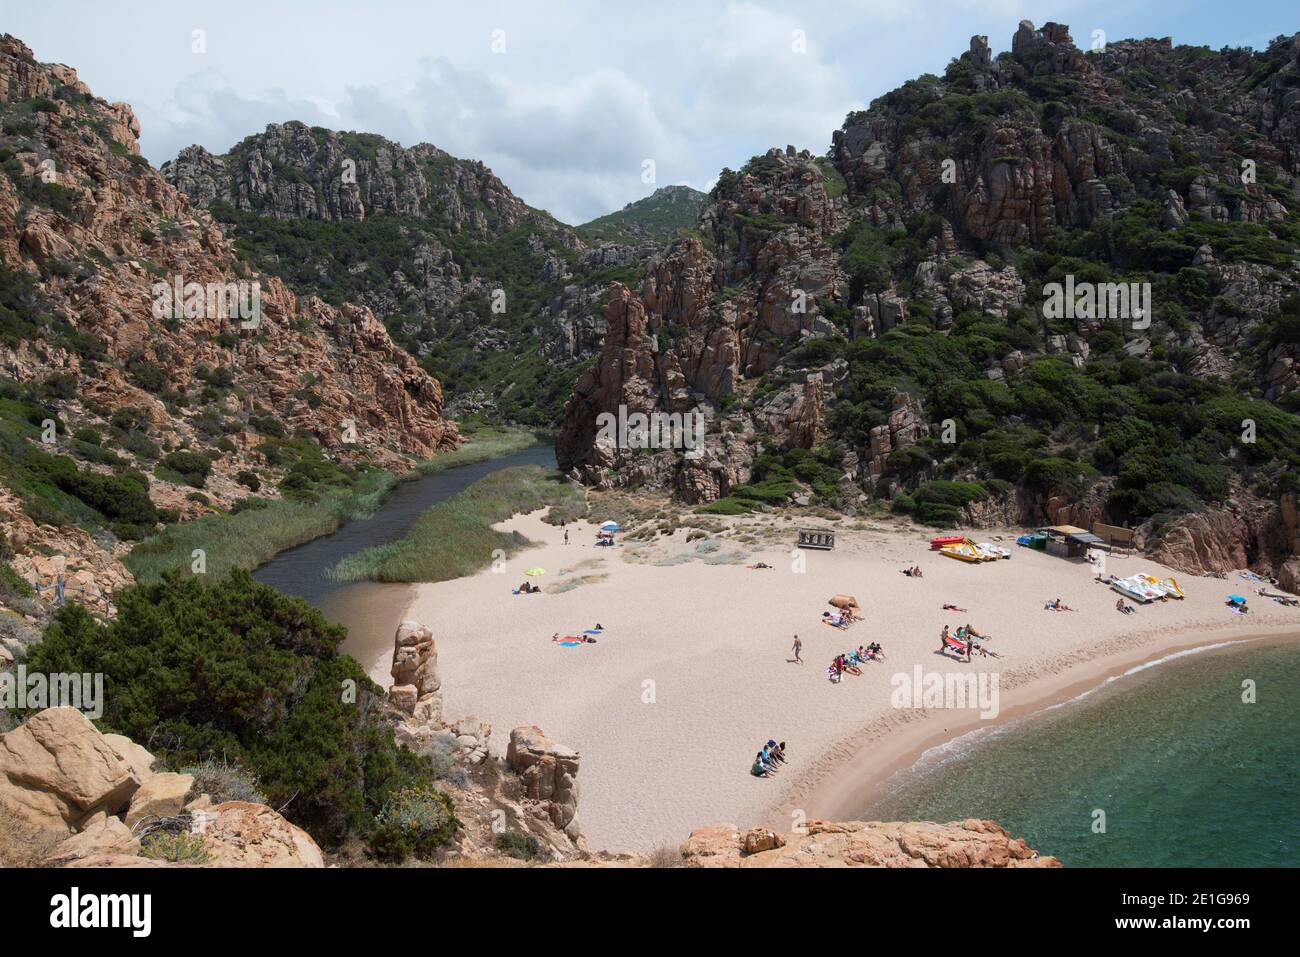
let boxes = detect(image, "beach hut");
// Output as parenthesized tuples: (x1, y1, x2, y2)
(1040, 525, 1105, 561)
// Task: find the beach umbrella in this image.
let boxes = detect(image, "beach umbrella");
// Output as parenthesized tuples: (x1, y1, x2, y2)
(526, 567, 546, 576)
(1227, 594, 1246, 604)
(600, 521, 622, 531)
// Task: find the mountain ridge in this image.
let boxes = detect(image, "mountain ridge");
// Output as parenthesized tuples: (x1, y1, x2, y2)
(555, 21, 1300, 589)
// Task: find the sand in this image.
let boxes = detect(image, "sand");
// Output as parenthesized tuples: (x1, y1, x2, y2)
(389, 510, 1300, 853)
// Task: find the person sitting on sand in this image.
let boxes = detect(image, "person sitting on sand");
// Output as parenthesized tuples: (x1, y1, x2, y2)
(869, 641, 885, 660)
(913, 566, 924, 578)
(749, 562, 772, 570)
(751, 755, 773, 778)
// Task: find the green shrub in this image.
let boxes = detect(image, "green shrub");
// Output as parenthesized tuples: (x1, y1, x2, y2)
(495, 831, 548, 862)
(159, 450, 212, 488)
(139, 831, 210, 865)
(368, 784, 460, 862)
(24, 570, 428, 846)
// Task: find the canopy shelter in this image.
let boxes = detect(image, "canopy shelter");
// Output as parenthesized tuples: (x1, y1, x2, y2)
(829, 595, 860, 611)
(1038, 525, 1102, 560)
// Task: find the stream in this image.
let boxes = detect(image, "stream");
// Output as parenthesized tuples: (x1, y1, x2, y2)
(252, 443, 557, 676)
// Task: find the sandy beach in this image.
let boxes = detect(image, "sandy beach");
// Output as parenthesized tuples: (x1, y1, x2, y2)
(379, 508, 1300, 853)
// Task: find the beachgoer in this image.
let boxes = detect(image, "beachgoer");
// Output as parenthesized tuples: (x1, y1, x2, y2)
(752, 757, 771, 778)
(792, 635, 803, 664)
(564, 528, 569, 544)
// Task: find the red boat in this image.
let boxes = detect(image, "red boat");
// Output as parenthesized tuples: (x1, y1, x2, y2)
(929, 535, 965, 550)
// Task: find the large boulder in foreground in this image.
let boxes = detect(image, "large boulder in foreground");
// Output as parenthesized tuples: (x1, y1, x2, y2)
(0, 708, 142, 833)
(679, 819, 1061, 868)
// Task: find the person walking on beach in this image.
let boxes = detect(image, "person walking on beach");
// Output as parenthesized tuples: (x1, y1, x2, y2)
(792, 635, 802, 664)
(564, 528, 569, 545)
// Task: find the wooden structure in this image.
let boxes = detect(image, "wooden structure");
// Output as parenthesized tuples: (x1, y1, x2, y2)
(1040, 524, 1106, 561)
(1092, 521, 1136, 554)
(796, 528, 835, 550)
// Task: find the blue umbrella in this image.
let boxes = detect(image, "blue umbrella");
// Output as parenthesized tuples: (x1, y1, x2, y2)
(1227, 594, 1246, 604)
(600, 521, 621, 531)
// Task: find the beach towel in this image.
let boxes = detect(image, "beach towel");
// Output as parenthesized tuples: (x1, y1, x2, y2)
(583, 629, 602, 635)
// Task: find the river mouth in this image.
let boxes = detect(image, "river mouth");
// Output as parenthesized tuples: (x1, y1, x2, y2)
(252, 444, 557, 679)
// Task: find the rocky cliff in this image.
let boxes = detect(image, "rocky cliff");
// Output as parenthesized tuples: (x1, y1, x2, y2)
(555, 21, 1300, 582)
(0, 35, 458, 616)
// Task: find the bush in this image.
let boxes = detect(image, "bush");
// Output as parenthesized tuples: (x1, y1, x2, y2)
(159, 450, 212, 488)
(139, 831, 210, 865)
(179, 758, 266, 805)
(24, 570, 428, 846)
(368, 784, 460, 862)
(235, 470, 261, 492)
(495, 831, 548, 862)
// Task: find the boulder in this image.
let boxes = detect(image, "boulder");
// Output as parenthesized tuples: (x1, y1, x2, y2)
(0, 708, 141, 833)
(44, 812, 140, 865)
(506, 725, 583, 841)
(103, 733, 156, 783)
(196, 802, 325, 868)
(389, 620, 441, 721)
(124, 772, 195, 828)
(681, 819, 1061, 868)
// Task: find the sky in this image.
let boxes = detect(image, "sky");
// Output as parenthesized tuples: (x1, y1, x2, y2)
(6, 1, 1298, 224)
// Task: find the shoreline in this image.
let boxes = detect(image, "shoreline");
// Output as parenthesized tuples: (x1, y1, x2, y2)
(785, 624, 1300, 827)
(397, 505, 1300, 852)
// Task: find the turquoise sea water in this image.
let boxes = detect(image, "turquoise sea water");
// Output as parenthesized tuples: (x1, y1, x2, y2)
(862, 638, 1300, 867)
